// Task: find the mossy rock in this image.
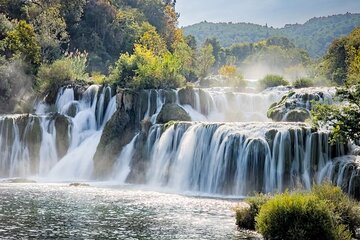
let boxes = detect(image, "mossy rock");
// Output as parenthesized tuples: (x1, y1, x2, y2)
(267, 107, 283, 122)
(156, 104, 191, 124)
(285, 108, 310, 122)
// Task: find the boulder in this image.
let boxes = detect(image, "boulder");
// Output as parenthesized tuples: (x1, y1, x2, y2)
(156, 104, 191, 124)
(178, 87, 196, 108)
(284, 108, 310, 122)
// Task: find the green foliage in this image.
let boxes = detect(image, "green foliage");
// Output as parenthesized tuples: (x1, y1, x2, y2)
(2, 20, 41, 65)
(321, 27, 360, 85)
(235, 184, 360, 239)
(293, 78, 315, 88)
(256, 193, 350, 240)
(196, 44, 215, 79)
(259, 74, 289, 89)
(26, 4, 69, 62)
(183, 13, 360, 57)
(234, 194, 270, 230)
(312, 84, 360, 143)
(37, 51, 88, 93)
(312, 183, 360, 236)
(108, 30, 187, 89)
(218, 65, 246, 88)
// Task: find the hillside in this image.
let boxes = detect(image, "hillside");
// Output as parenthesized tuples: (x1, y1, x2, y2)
(183, 13, 360, 57)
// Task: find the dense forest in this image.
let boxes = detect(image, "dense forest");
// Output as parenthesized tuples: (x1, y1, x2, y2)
(0, 0, 198, 112)
(183, 13, 360, 57)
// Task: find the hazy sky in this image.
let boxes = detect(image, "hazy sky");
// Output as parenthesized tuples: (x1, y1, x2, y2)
(176, 0, 360, 27)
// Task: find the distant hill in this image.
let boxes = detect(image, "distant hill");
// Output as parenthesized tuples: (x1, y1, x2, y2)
(183, 13, 360, 57)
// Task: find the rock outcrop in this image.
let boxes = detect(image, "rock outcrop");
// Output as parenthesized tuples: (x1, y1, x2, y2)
(156, 104, 191, 124)
(267, 88, 335, 122)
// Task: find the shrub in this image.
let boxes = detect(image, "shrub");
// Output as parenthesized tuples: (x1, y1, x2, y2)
(312, 183, 360, 236)
(36, 51, 88, 93)
(235, 194, 270, 230)
(259, 74, 289, 90)
(256, 193, 351, 240)
(293, 78, 315, 88)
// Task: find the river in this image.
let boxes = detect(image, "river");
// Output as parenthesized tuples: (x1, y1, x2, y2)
(0, 183, 260, 239)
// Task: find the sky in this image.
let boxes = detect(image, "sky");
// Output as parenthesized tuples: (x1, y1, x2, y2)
(176, 0, 360, 27)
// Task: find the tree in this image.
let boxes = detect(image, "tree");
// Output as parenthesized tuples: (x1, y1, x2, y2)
(30, 5, 69, 62)
(138, 25, 167, 56)
(321, 27, 360, 85)
(347, 47, 360, 85)
(312, 84, 360, 144)
(3, 20, 41, 65)
(204, 37, 223, 66)
(196, 44, 215, 79)
(218, 65, 246, 88)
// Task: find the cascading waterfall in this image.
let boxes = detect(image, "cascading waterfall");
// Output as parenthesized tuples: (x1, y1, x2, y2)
(0, 85, 116, 180)
(140, 122, 346, 196)
(0, 84, 359, 198)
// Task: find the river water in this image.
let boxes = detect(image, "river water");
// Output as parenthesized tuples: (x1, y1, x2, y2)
(0, 183, 260, 239)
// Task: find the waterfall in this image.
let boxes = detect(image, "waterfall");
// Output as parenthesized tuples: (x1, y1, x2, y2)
(120, 122, 350, 196)
(0, 85, 116, 180)
(139, 87, 287, 123)
(0, 84, 358, 198)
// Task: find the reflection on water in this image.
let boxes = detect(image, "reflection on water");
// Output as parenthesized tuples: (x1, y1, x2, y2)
(0, 183, 260, 239)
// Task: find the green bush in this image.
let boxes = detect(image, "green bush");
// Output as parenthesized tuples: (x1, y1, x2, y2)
(259, 74, 289, 90)
(36, 51, 88, 93)
(312, 183, 360, 236)
(293, 78, 315, 88)
(255, 193, 351, 240)
(234, 194, 270, 230)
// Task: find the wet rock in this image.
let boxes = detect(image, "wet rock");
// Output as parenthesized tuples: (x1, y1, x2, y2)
(162, 90, 177, 104)
(53, 114, 71, 159)
(285, 108, 310, 122)
(69, 182, 90, 187)
(267, 87, 335, 122)
(178, 87, 196, 108)
(93, 90, 139, 178)
(44, 81, 90, 104)
(156, 104, 191, 124)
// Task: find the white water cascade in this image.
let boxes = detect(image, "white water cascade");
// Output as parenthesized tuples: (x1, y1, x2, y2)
(140, 122, 346, 196)
(0, 85, 359, 198)
(0, 85, 116, 181)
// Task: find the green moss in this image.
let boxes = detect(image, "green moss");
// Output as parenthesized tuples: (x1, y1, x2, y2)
(163, 120, 177, 131)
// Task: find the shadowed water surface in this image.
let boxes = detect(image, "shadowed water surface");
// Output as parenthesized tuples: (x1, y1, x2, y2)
(0, 183, 260, 239)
